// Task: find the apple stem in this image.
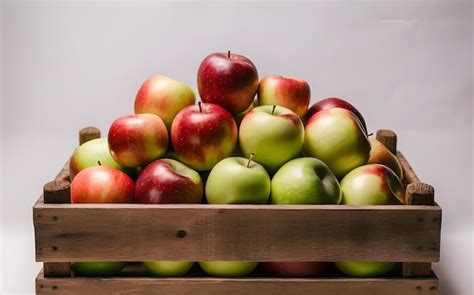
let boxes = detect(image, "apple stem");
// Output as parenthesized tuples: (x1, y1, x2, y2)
(227, 50, 231, 58)
(97, 160, 102, 166)
(198, 101, 202, 113)
(272, 105, 276, 115)
(247, 153, 255, 168)
(368, 132, 374, 137)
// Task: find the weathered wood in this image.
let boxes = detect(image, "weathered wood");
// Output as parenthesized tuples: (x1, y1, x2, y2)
(54, 161, 70, 182)
(402, 182, 436, 277)
(397, 152, 420, 184)
(376, 130, 397, 154)
(33, 201, 441, 262)
(79, 127, 100, 145)
(42, 179, 72, 277)
(35, 269, 439, 295)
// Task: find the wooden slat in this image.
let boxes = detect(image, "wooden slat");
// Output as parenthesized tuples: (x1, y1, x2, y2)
(376, 129, 397, 155)
(35, 269, 439, 295)
(397, 151, 420, 184)
(33, 201, 441, 262)
(79, 127, 101, 145)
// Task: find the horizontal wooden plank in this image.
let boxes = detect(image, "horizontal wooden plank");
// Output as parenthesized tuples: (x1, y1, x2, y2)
(36, 269, 439, 295)
(34, 201, 441, 262)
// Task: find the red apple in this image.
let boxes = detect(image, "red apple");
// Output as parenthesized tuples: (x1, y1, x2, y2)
(71, 166, 134, 203)
(262, 262, 327, 277)
(306, 97, 367, 134)
(134, 158, 203, 204)
(108, 114, 168, 168)
(171, 103, 238, 171)
(257, 75, 310, 117)
(134, 75, 195, 130)
(197, 51, 258, 114)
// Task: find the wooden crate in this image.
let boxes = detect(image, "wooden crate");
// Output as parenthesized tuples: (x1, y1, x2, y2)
(33, 128, 441, 294)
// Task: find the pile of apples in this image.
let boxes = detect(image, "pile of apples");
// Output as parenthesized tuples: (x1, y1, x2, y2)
(69, 52, 405, 278)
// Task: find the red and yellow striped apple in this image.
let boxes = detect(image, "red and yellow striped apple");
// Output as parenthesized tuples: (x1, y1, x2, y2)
(69, 138, 128, 179)
(197, 51, 258, 114)
(305, 97, 367, 134)
(257, 75, 310, 117)
(340, 164, 405, 205)
(171, 103, 237, 171)
(71, 166, 134, 204)
(262, 262, 327, 277)
(367, 138, 403, 179)
(108, 114, 168, 168)
(134, 159, 203, 204)
(239, 105, 304, 173)
(134, 75, 195, 130)
(304, 108, 370, 178)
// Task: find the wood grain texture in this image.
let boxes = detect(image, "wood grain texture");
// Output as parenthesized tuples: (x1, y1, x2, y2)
(79, 127, 100, 145)
(403, 182, 437, 277)
(397, 151, 420, 184)
(33, 202, 441, 262)
(36, 269, 439, 295)
(43, 263, 71, 278)
(376, 130, 397, 154)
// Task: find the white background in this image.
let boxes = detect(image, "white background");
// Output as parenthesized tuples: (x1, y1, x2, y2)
(1, 0, 473, 294)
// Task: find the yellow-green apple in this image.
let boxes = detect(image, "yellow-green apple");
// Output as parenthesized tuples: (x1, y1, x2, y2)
(257, 75, 310, 117)
(134, 159, 203, 204)
(134, 75, 195, 130)
(271, 157, 341, 204)
(71, 166, 134, 203)
(199, 261, 258, 277)
(304, 108, 370, 178)
(239, 105, 304, 173)
(335, 261, 397, 277)
(306, 97, 367, 134)
(171, 103, 237, 171)
(340, 164, 405, 205)
(69, 138, 128, 179)
(197, 51, 258, 114)
(367, 138, 403, 179)
(262, 262, 327, 277)
(143, 261, 194, 277)
(205, 156, 271, 204)
(108, 114, 168, 167)
(71, 262, 126, 277)
(234, 100, 257, 126)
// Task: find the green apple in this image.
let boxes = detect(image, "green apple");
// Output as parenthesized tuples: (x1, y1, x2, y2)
(340, 164, 405, 205)
(234, 100, 257, 126)
(143, 261, 193, 277)
(199, 261, 258, 277)
(335, 261, 397, 277)
(239, 105, 304, 173)
(69, 138, 128, 179)
(304, 108, 370, 178)
(71, 262, 126, 277)
(271, 157, 341, 204)
(205, 156, 270, 204)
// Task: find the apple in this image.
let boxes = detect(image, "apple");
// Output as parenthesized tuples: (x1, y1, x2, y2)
(205, 156, 271, 204)
(134, 159, 203, 204)
(367, 137, 403, 179)
(335, 261, 397, 277)
(234, 99, 257, 126)
(71, 262, 126, 277)
(108, 114, 168, 168)
(197, 51, 258, 114)
(69, 138, 128, 179)
(305, 97, 367, 134)
(271, 157, 341, 204)
(340, 164, 405, 205)
(71, 166, 134, 203)
(257, 75, 310, 117)
(239, 105, 304, 173)
(171, 103, 237, 171)
(143, 261, 194, 277)
(262, 262, 327, 277)
(199, 261, 258, 277)
(134, 75, 195, 130)
(303, 108, 370, 178)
